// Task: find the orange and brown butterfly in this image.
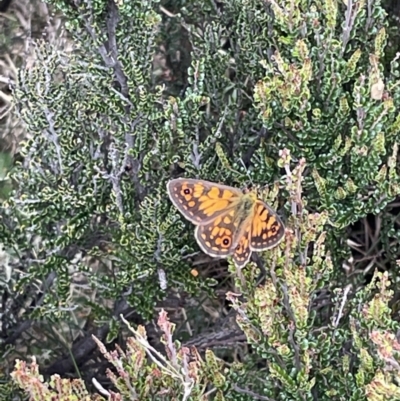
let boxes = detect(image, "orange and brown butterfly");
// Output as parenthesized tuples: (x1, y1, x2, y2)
(167, 178, 285, 268)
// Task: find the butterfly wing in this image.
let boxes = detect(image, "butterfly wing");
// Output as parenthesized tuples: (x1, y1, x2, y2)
(194, 207, 247, 258)
(168, 178, 285, 266)
(233, 224, 252, 268)
(167, 178, 242, 225)
(249, 200, 285, 251)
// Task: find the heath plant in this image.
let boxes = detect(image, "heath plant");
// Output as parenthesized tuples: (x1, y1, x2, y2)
(1, 0, 400, 399)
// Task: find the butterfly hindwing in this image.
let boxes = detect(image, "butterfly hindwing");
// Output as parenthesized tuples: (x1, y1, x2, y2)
(194, 208, 245, 258)
(233, 225, 252, 268)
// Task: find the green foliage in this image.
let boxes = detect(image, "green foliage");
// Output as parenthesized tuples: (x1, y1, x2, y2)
(251, 5, 400, 227)
(10, 205, 400, 399)
(2, 0, 398, 321)
(2, 0, 400, 399)
(12, 357, 104, 400)
(1, 0, 212, 324)
(11, 311, 231, 400)
(223, 157, 400, 401)
(0, 152, 12, 199)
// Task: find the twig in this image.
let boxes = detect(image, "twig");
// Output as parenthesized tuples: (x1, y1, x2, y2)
(232, 384, 274, 401)
(332, 284, 352, 330)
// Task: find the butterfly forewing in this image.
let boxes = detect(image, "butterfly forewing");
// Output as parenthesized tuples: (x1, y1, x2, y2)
(249, 200, 285, 251)
(167, 179, 242, 225)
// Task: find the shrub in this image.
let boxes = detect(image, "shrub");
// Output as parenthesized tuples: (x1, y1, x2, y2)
(1, 0, 400, 399)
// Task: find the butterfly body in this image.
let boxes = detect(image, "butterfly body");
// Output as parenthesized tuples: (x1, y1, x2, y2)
(167, 178, 284, 267)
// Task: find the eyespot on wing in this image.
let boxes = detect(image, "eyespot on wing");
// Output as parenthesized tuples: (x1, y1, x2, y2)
(167, 178, 242, 225)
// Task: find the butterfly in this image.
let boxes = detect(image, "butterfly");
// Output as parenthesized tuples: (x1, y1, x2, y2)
(167, 178, 285, 268)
